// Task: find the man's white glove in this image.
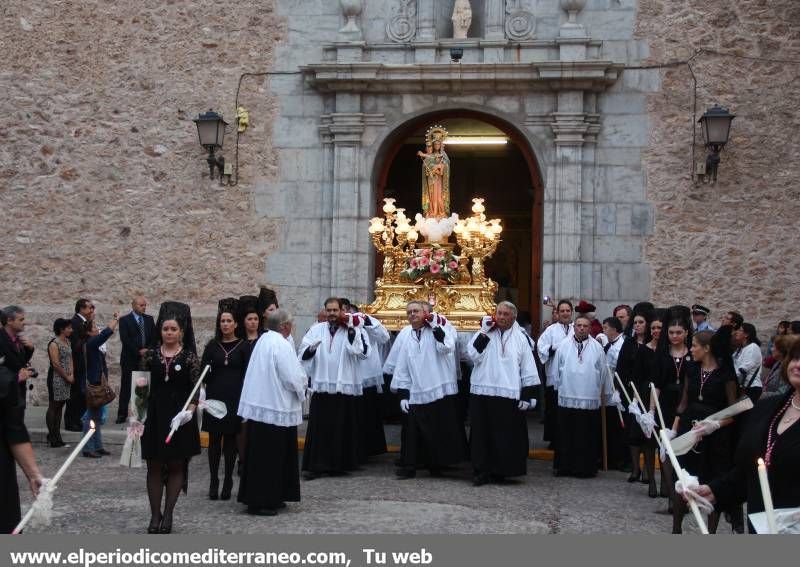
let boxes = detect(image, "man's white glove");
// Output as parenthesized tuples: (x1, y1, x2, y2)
(627, 401, 642, 417)
(609, 390, 623, 411)
(399, 399, 410, 414)
(692, 419, 721, 438)
(170, 410, 193, 431)
(517, 399, 537, 411)
(480, 315, 496, 334)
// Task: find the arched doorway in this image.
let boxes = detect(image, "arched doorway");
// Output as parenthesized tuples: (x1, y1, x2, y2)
(373, 110, 544, 333)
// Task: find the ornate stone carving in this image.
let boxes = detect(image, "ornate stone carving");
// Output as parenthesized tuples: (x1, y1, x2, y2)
(505, 0, 535, 41)
(559, 0, 586, 24)
(386, 0, 417, 43)
(451, 0, 472, 39)
(339, 0, 363, 40)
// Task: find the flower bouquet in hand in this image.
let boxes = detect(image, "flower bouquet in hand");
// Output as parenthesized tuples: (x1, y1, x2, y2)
(401, 244, 460, 282)
(119, 371, 150, 468)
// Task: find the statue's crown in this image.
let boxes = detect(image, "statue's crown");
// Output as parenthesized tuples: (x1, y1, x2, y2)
(425, 125, 448, 145)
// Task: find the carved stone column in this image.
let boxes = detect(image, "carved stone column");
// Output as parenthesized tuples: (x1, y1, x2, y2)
(328, 113, 370, 299)
(414, 0, 436, 63)
(547, 91, 589, 301)
(484, 0, 505, 40)
(558, 0, 588, 60)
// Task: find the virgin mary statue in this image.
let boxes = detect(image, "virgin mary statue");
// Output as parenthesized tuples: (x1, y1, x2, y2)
(417, 125, 450, 219)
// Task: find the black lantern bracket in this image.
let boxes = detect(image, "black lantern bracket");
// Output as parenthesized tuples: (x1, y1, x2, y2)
(193, 109, 233, 185)
(697, 104, 735, 183)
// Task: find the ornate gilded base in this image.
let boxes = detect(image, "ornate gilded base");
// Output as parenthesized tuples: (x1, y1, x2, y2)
(360, 278, 498, 331)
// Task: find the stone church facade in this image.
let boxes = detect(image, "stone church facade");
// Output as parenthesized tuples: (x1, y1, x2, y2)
(2, 1, 798, 403)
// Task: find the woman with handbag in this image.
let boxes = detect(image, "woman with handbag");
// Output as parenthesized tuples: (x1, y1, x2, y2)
(82, 312, 120, 458)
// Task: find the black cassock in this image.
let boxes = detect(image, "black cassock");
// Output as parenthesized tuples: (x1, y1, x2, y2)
(302, 392, 363, 473)
(0, 367, 29, 533)
(469, 394, 531, 478)
(238, 421, 300, 509)
(401, 393, 468, 471)
(356, 385, 387, 458)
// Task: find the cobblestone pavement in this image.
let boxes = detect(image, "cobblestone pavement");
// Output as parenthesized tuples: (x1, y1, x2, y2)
(17, 437, 703, 535)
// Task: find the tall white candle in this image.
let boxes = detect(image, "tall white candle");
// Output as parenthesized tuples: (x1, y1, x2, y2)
(650, 382, 667, 430)
(631, 381, 662, 450)
(50, 421, 96, 488)
(13, 422, 96, 534)
(165, 365, 210, 443)
(757, 458, 778, 534)
(660, 429, 709, 534)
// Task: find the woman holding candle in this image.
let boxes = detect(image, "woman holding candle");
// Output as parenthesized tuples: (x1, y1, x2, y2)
(652, 311, 695, 508)
(670, 327, 738, 533)
(693, 336, 800, 533)
(200, 310, 249, 501)
(140, 316, 201, 534)
(616, 308, 657, 494)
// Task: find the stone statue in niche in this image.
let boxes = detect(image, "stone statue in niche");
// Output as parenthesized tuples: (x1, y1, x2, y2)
(451, 0, 472, 39)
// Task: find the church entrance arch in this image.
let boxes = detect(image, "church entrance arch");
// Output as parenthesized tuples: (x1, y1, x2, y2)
(372, 109, 544, 333)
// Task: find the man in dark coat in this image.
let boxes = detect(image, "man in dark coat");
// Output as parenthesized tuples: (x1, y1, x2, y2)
(0, 306, 35, 417)
(64, 298, 93, 431)
(116, 294, 156, 423)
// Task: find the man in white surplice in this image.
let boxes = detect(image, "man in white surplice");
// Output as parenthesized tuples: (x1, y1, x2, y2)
(389, 301, 468, 479)
(536, 299, 574, 449)
(298, 297, 370, 479)
(237, 309, 306, 516)
(551, 316, 613, 478)
(467, 301, 540, 486)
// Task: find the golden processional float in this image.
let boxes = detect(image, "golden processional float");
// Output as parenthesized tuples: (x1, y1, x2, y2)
(361, 125, 503, 331)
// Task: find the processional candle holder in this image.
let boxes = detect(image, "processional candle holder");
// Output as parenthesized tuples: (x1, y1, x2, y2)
(368, 198, 419, 284)
(453, 198, 503, 281)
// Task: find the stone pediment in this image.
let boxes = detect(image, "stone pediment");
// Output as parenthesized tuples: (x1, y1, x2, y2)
(302, 60, 623, 93)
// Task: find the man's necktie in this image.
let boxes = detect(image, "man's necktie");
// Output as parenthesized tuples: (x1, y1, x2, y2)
(604, 342, 612, 354)
(137, 316, 146, 347)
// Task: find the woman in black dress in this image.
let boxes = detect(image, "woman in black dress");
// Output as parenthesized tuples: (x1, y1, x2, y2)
(695, 336, 800, 532)
(200, 310, 249, 501)
(616, 310, 656, 493)
(140, 317, 201, 534)
(240, 304, 262, 347)
(0, 366, 43, 534)
(652, 314, 694, 508)
(670, 327, 738, 534)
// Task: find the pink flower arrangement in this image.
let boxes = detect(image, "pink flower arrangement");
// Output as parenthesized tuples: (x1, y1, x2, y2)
(401, 245, 461, 282)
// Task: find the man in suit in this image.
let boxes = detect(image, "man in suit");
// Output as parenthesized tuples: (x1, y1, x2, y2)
(64, 298, 93, 431)
(116, 293, 155, 423)
(0, 306, 35, 417)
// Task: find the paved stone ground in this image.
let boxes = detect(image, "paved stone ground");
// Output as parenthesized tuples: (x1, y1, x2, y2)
(17, 408, 702, 535)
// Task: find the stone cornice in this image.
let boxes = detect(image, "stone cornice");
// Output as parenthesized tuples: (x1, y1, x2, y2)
(302, 61, 623, 93)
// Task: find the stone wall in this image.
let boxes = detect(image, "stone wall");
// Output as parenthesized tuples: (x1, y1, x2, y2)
(636, 0, 800, 336)
(1, 0, 287, 404)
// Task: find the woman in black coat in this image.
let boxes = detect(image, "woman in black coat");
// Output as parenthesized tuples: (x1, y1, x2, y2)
(695, 337, 800, 532)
